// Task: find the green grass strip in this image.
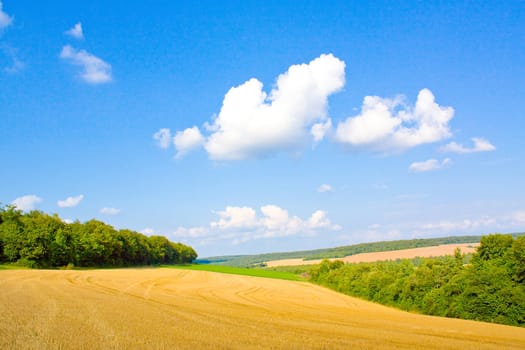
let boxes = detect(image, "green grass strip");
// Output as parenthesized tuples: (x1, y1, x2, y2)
(0, 264, 28, 270)
(164, 264, 305, 281)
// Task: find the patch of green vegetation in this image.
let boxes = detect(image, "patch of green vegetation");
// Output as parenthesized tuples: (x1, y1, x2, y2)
(0, 264, 27, 270)
(310, 234, 525, 327)
(164, 264, 305, 281)
(264, 265, 314, 275)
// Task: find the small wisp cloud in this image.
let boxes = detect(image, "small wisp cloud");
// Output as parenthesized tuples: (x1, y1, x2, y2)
(440, 137, 495, 154)
(60, 45, 112, 84)
(0, 1, 13, 31)
(317, 184, 334, 193)
(100, 207, 120, 216)
(65, 22, 84, 40)
(409, 158, 451, 173)
(57, 194, 84, 208)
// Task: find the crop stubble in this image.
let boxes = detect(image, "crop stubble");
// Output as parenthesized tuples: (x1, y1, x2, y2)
(0, 268, 523, 349)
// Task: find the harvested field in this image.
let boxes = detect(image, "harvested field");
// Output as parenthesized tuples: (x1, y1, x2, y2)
(265, 243, 479, 267)
(1, 268, 523, 349)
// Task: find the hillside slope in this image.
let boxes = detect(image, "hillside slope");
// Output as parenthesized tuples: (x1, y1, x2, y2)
(1, 268, 524, 349)
(200, 234, 523, 267)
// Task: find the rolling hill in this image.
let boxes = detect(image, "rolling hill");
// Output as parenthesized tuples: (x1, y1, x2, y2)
(1, 268, 524, 349)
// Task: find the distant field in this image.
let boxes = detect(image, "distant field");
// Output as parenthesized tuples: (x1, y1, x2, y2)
(265, 243, 479, 267)
(1, 268, 524, 349)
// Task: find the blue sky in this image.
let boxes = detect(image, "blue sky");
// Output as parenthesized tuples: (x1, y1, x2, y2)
(1, 1, 524, 257)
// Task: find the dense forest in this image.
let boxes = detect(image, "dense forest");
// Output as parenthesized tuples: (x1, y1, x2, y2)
(0, 205, 197, 268)
(310, 234, 525, 327)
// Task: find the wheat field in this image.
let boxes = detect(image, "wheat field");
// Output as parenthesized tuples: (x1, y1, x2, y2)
(265, 243, 479, 267)
(1, 268, 524, 349)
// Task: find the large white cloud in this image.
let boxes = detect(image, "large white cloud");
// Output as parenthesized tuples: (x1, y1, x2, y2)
(440, 137, 495, 154)
(60, 45, 112, 84)
(12, 195, 42, 211)
(205, 54, 345, 159)
(0, 1, 13, 31)
(57, 194, 84, 208)
(174, 204, 341, 244)
(409, 158, 451, 173)
(335, 89, 454, 152)
(165, 54, 345, 160)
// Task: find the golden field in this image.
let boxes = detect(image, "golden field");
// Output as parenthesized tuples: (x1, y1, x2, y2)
(265, 243, 479, 267)
(1, 268, 524, 349)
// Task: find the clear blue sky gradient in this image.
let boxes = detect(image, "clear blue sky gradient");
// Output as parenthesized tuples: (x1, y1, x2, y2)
(1, 1, 524, 256)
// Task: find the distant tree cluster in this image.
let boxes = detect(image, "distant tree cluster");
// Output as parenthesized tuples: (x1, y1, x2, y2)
(310, 234, 525, 327)
(0, 205, 197, 268)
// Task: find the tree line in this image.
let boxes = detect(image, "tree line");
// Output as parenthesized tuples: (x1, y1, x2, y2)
(0, 205, 197, 268)
(310, 234, 525, 327)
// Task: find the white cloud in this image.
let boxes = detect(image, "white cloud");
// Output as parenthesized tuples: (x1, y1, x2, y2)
(171, 54, 345, 160)
(311, 118, 332, 143)
(210, 206, 258, 230)
(173, 126, 205, 158)
(335, 88, 454, 152)
(140, 228, 155, 235)
(317, 184, 333, 193)
(259, 205, 304, 236)
(100, 207, 120, 215)
(153, 128, 172, 149)
(440, 137, 496, 154)
(65, 22, 83, 40)
(60, 45, 112, 84)
(0, 1, 13, 31)
(174, 204, 341, 245)
(409, 158, 451, 172)
(57, 194, 84, 208)
(307, 210, 341, 230)
(12, 195, 42, 211)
